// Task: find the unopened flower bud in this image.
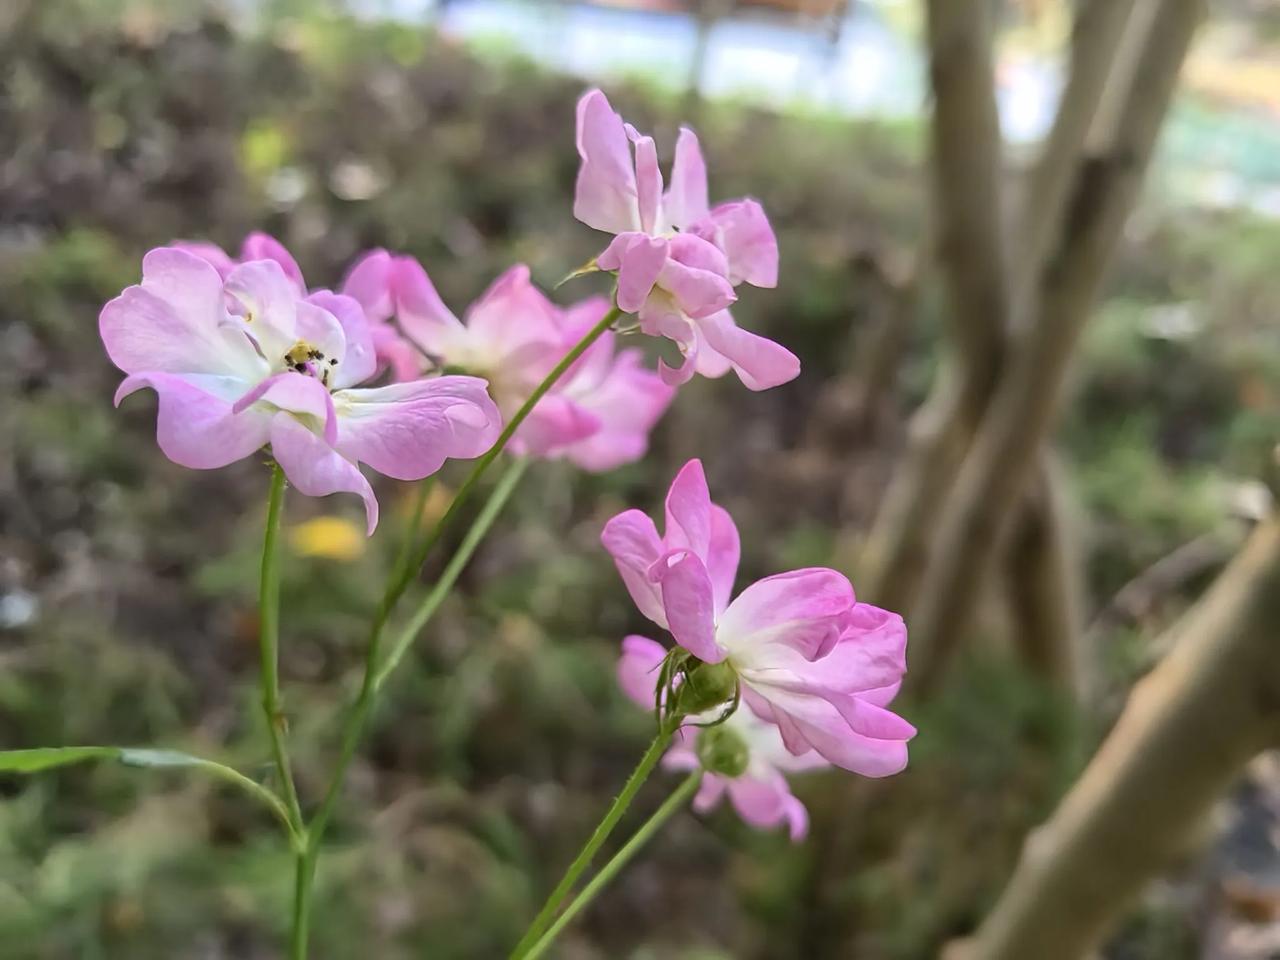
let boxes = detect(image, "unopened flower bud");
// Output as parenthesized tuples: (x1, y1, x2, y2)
(697, 725, 750, 778)
(675, 661, 737, 716)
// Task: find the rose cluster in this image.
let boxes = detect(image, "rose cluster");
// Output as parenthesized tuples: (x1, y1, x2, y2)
(100, 89, 911, 843)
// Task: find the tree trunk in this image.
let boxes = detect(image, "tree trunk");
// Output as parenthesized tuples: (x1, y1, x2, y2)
(958, 516, 1280, 960)
(1004, 453, 1084, 693)
(907, 0, 1205, 693)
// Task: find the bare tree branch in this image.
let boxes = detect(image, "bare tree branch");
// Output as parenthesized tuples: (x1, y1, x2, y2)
(907, 0, 1206, 692)
(957, 516, 1280, 960)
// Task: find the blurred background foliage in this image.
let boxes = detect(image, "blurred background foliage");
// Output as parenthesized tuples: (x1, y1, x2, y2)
(2, 1, 1280, 957)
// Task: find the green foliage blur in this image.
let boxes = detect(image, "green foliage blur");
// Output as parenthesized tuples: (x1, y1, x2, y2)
(1, 2, 1278, 957)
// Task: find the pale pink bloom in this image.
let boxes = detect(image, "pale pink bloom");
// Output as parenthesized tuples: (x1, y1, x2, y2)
(617, 635, 823, 840)
(389, 257, 673, 470)
(602, 460, 914, 777)
(173, 235, 419, 378)
(100, 247, 501, 533)
(574, 89, 798, 391)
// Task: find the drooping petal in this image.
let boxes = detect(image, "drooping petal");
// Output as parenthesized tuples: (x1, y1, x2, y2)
(99, 256, 265, 381)
(240, 232, 307, 293)
(391, 256, 465, 358)
(717, 568, 854, 660)
(574, 88, 640, 234)
(663, 459, 712, 560)
(706, 504, 741, 616)
(637, 292, 700, 387)
(617, 635, 668, 710)
(653, 551, 723, 664)
(749, 685, 911, 778)
(781, 793, 809, 841)
(725, 772, 789, 830)
(307, 291, 376, 388)
(115, 372, 271, 469)
(333, 375, 501, 481)
(601, 509, 667, 628)
(691, 774, 729, 814)
(663, 127, 709, 230)
(697, 310, 800, 391)
(691, 199, 779, 288)
(598, 233, 668, 314)
(340, 249, 395, 323)
(224, 259, 301, 361)
(269, 413, 379, 534)
(626, 125, 662, 234)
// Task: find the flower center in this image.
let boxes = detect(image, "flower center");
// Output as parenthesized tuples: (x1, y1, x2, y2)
(283, 340, 339, 387)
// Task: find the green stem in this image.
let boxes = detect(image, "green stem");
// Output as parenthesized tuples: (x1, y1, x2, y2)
(523, 771, 702, 960)
(290, 306, 622, 956)
(373, 457, 529, 691)
(290, 854, 312, 960)
(510, 718, 682, 959)
(260, 464, 304, 837)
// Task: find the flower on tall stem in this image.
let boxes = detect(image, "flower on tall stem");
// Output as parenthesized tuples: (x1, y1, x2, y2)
(603, 460, 915, 777)
(618, 634, 824, 840)
(574, 88, 798, 391)
(100, 247, 501, 533)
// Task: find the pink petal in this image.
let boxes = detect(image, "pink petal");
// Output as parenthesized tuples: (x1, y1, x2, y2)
(515, 394, 602, 457)
(239, 232, 306, 293)
(692, 774, 729, 814)
(751, 685, 911, 778)
(658, 234, 736, 320)
(782, 793, 809, 841)
(663, 127, 709, 230)
(717, 568, 854, 660)
(115, 372, 271, 469)
(598, 233, 668, 314)
(269, 413, 379, 535)
(391, 256, 465, 358)
(653, 551, 724, 664)
(626, 125, 662, 234)
(600, 509, 667, 628)
(465, 264, 561, 351)
(697, 310, 799, 391)
(370, 321, 425, 382)
(307, 292, 376, 388)
(663, 459, 712, 560)
(690, 199, 779, 288)
(100, 249, 264, 380)
(561, 349, 674, 473)
(333, 375, 501, 481)
(170, 241, 235, 278)
(617, 634, 668, 709)
(726, 771, 790, 830)
(224, 259, 302, 361)
(573, 89, 640, 234)
(234, 371, 338, 445)
(707, 504, 741, 616)
(340, 249, 395, 323)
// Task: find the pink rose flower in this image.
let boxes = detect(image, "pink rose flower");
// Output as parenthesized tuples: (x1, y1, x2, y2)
(602, 460, 914, 777)
(574, 89, 799, 391)
(100, 247, 501, 533)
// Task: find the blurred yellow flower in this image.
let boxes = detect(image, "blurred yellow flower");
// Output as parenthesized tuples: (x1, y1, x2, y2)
(288, 516, 366, 562)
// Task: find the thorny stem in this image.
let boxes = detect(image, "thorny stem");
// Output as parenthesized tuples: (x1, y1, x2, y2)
(522, 771, 703, 960)
(509, 716, 684, 959)
(289, 305, 623, 956)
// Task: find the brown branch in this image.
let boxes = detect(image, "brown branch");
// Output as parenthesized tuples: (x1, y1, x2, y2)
(923, 0, 1009, 408)
(1003, 453, 1084, 693)
(957, 516, 1280, 960)
(907, 0, 1206, 693)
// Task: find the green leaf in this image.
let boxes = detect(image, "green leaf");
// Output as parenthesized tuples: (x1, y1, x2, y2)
(118, 748, 208, 768)
(0, 746, 121, 773)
